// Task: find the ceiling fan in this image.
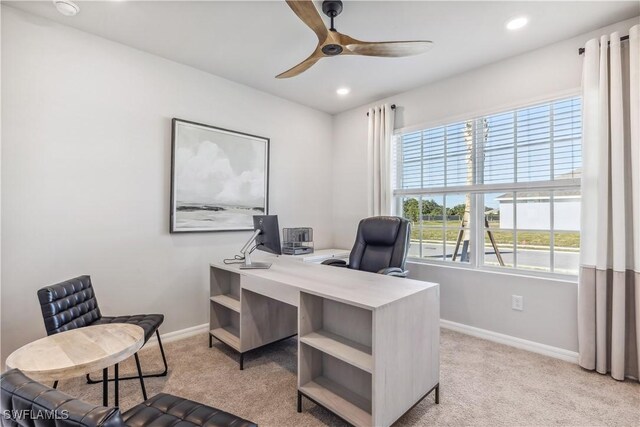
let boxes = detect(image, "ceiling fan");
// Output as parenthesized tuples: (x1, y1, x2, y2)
(276, 0, 433, 78)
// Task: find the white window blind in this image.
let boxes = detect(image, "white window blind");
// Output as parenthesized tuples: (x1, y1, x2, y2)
(395, 96, 582, 195)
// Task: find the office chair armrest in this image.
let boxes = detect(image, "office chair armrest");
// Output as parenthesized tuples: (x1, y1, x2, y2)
(377, 267, 409, 278)
(321, 259, 348, 267)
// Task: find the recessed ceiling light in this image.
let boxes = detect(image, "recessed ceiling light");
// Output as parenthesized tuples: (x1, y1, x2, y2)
(506, 16, 528, 31)
(53, 0, 80, 16)
(336, 87, 350, 96)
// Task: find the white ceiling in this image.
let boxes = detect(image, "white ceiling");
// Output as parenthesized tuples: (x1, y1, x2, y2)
(6, 1, 639, 114)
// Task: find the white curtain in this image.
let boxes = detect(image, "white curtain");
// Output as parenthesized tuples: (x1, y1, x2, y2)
(578, 25, 639, 381)
(367, 104, 395, 216)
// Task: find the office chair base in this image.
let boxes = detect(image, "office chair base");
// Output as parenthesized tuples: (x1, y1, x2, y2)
(209, 332, 297, 370)
(86, 330, 168, 383)
(297, 383, 439, 423)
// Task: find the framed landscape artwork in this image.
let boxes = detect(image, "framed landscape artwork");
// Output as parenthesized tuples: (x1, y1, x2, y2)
(170, 119, 269, 233)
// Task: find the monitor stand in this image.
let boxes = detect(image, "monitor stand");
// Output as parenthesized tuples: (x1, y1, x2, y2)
(240, 261, 271, 270)
(239, 230, 272, 270)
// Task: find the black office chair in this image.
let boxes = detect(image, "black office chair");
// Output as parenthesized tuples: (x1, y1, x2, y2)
(0, 369, 256, 427)
(323, 216, 411, 277)
(37, 276, 168, 399)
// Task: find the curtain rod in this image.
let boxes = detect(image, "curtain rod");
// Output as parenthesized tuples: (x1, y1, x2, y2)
(578, 35, 629, 55)
(366, 104, 396, 116)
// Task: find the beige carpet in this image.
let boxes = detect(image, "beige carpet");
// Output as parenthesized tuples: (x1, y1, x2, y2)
(57, 329, 639, 426)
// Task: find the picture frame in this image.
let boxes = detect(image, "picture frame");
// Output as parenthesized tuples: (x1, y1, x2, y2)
(170, 118, 269, 233)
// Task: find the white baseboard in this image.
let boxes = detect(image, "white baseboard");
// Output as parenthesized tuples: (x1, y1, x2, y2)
(143, 320, 579, 364)
(440, 319, 579, 363)
(144, 323, 209, 347)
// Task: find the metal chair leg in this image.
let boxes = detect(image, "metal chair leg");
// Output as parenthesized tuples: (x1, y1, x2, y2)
(155, 330, 168, 375)
(102, 368, 108, 407)
(134, 353, 147, 401)
(86, 330, 168, 383)
(114, 363, 119, 407)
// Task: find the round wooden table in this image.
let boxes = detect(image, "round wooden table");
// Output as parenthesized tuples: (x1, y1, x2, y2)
(6, 324, 145, 407)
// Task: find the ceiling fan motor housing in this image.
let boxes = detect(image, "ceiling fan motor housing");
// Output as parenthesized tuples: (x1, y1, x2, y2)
(322, 0, 343, 18)
(321, 0, 344, 55)
(322, 44, 343, 56)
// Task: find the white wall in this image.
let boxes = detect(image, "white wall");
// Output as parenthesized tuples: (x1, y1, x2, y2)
(0, 6, 333, 363)
(332, 16, 639, 352)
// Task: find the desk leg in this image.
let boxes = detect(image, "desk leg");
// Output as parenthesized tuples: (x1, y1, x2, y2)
(102, 368, 108, 407)
(114, 364, 119, 407)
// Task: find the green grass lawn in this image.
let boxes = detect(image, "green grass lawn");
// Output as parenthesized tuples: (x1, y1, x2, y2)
(409, 220, 579, 250)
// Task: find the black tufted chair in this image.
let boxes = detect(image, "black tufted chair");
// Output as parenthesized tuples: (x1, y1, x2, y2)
(322, 216, 411, 277)
(37, 276, 167, 397)
(0, 369, 257, 427)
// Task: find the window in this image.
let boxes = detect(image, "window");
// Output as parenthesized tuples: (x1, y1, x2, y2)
(394, 96, 581, 276)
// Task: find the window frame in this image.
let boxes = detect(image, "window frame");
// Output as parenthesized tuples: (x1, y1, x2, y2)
(392, 91, 581, 281)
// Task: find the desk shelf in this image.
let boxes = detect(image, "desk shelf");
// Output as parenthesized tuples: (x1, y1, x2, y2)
(209, 266, 298, 370)
(210, 294, 240, 313)
(300, 330, 372, 373)
(300, 376, 372, 427)
(299, 292, 373, 426)
(210, 268, 242, 355)
(210, 326, 240, 352)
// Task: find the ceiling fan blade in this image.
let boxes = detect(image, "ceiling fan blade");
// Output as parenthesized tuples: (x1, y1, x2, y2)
(285, 0, 328, 42)
(276, 52, 323, 78)
(346, 41, 433, 57)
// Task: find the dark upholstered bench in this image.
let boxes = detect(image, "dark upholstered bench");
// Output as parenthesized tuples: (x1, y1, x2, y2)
(0, 369, 256, 427)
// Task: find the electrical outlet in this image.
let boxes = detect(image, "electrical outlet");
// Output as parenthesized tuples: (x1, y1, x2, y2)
(512, 295, 524, 311)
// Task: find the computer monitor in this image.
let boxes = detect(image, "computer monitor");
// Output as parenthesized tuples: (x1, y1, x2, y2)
(253, 215, 282, 255)
(238, 215, 281, 269)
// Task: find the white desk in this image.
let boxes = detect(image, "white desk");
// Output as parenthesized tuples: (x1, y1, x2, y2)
(208, 255, 439, 427)
(283, 248, 350, 263)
